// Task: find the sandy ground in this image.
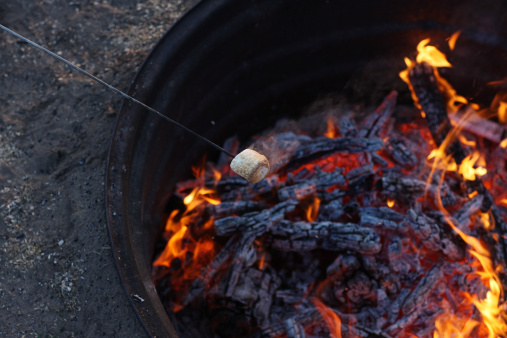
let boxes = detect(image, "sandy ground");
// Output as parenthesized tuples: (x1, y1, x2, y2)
(0, 0, 194, 336)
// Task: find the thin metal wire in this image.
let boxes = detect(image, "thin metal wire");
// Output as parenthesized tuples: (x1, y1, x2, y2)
(0, 24, 235, 159)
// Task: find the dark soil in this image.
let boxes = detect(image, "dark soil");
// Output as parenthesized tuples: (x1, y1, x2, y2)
(0, 0, 195, 336)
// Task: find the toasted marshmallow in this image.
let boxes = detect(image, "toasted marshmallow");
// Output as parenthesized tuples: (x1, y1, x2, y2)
(230, 149, 270, 184)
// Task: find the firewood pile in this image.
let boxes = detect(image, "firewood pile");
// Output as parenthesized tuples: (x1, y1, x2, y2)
(152, 38, 507, 337)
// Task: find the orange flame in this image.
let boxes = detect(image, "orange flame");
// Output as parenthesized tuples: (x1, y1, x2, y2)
(306, 197, 321, 222)
(433, 311, 479, 338)
(324, 117, 338, 138)
(312, 298, 342, 338)
(387, 198, 395, 208)
(153, 166, 220, 300)
(447, 31, 462, 51)
(399, 36, 477, 115)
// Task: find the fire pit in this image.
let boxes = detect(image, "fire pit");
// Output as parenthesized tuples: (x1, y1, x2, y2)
(106, 0, 507, 336)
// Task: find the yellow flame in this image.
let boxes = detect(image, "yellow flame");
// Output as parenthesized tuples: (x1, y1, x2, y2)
(458, 151, 487, 181)
(400, 37, 477, 115)
(447, 31, 462, 51)
(415, 38, 452, 67)
(498, 102, 507, 124)
(387, 199, 395, 208)
(433, 312, 479, 338)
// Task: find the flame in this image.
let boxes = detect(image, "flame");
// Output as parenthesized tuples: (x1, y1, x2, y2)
(498, 102, 507, 124)
(387, 199, 395, 208)
(458, 151, 487, 181)
(447, 31, 462, 51)
(312, 298, 342, 338)
(433, 312, 479, 338)
(153, 166, 219, 302)
(258, 251, 267, 270)
(459, 135, 476, 147)
(399, 37, 477, 115)
(306, 197, 321, 222)
(324, 117, 338, 138)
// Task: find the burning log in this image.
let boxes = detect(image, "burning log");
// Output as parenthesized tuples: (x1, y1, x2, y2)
(384, 136, 418, 167)
(449, 105, 507, 144)
(378, 175, 462, 206)
(224, 234, 257, 297)
(453, 194, 485, 230)
(278, 183, 317, 202)
(268, 220, 382, 254)
(288, 136, 384, 167)
(337, 113, 358, 137)
(345, 164, 375, 196)
(284, 318, 306, 338)
(408, 61, 467, 164)
(402, 264, 443, 315)
(183, 234, 243, 306)
(213, 200, 297, 236)
(359, 90, 397, 139)
(206, 200, 269, 218)
(359, 207, 405, 231)
(387, 288, 411, 323)
(405, 209, 466, 260)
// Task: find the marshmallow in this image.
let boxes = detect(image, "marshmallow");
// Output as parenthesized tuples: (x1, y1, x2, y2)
(230, 149, 270, 184)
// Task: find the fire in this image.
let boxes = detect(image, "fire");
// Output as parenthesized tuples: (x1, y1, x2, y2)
(433, 312, 479, 338)
(324, 116, 339, 138)
(498, 102, 507, 124)
(306, 197, 321, 222)
(312, 298, 342, 338)
(447, 31, 461, 51)
(152, 33, 507, 337)
(152, 165, 219, 304)
(402, 36, 507, 337)
(399, 37, 477, 115)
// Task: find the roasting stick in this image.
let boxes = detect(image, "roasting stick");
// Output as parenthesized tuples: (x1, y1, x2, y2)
(0, 24, 270, 183)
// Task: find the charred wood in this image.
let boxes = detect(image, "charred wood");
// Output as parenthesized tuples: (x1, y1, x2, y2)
(408, 61, 467, 163)
(384, 137, 417, 167)
(214, 201, 297, 237)
(317, 197, 344, 221)
(288, 137, 384, 168)
(387, 288, 411, 323)
(402, 264, 443, 315)
(360, 207, 405, 231)
(405, 209, 465, 260)
(453, 194, 484, 230)
(378, 175, 462, 206)
(359, 90, 398, 139)
(346, 164, 375, 196)
(278, 183, 317, 202)
(224, 234, 257, 297)
(337, 113, 359, 137)
(450, 105, 507, 144)
(184, 234, 242, 306)
(268, 220, 382, 254)
(285, 318, 306, 338)
(207, 200, 269, 218)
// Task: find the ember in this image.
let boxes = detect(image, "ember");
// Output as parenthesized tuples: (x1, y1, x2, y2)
(152, 35, 507, 337)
